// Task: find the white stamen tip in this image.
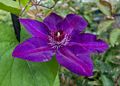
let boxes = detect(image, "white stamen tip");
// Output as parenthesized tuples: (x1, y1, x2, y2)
(57, 32, 61, 37)
(43, 59, 49, 62)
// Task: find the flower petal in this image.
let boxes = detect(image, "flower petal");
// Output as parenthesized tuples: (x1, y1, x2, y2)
(70, 33, 108, 53)
(67, 43, 90, 54)
(56, 47, 93, 76)
(57, 14, 88, 34)
(43, 13, 63, 31)
(12, 37, 54, 62)
(19, 18, 49, 39)
(71, 33, 97, 43)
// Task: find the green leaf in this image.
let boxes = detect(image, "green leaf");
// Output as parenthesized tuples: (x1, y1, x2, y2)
(88, 81, 101, 86)
(19, 0, 31, 11)
(0, 23, 59, 86)
(20, 0, 29, 6)
(97, 0, 111, 16)
(53, 74, 60, 86)
(104, 45, 120, 65)
(0, 0, 20, 15)
(101, 75, 114, 86)
(97, 20, 114, 34)
(95, 60, 112, 75)
(110, 29, 120, 46)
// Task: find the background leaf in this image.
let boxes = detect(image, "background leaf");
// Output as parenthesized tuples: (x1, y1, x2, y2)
(97, 0, 112, 16)
(0, 23, 59, 86)
(0, 0, 20, 15)
(97, 20, 114, 34)
(110, 29, 120, 46)
(101, 75, 114, 86)
(20, 0, 29, 6)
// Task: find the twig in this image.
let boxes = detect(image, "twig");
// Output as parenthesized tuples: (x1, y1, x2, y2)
(115, 74, 120, 86)
(19, 0, 32, 16)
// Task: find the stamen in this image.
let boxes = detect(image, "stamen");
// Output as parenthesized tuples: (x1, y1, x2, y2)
(48, 34, 71, 49)
(57, 32, 61, 37)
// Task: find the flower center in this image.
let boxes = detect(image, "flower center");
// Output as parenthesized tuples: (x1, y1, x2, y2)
(48, 30, 70, 49)
(54, 30, 65, 42)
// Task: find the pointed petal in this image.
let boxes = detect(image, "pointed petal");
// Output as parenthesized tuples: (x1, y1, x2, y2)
(70, 33, 108, 53)
(57, 14, 88, 34)
(12, 37, 54, 62)
(71, 33, 97, 43)
(56, 47, 93, 76)
(19, 18, 49, 39)
(67, 43, 90, 54)
(43, 13, 63, 31)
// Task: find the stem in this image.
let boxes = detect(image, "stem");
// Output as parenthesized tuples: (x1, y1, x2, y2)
(115, 74, 120, 86)
(19, 0, 31, 16)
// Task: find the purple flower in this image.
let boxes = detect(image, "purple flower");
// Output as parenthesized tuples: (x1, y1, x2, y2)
(12, 13, 108, 76)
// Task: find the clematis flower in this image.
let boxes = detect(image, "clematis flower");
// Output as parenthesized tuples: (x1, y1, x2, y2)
(12, 13, 108, 76)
